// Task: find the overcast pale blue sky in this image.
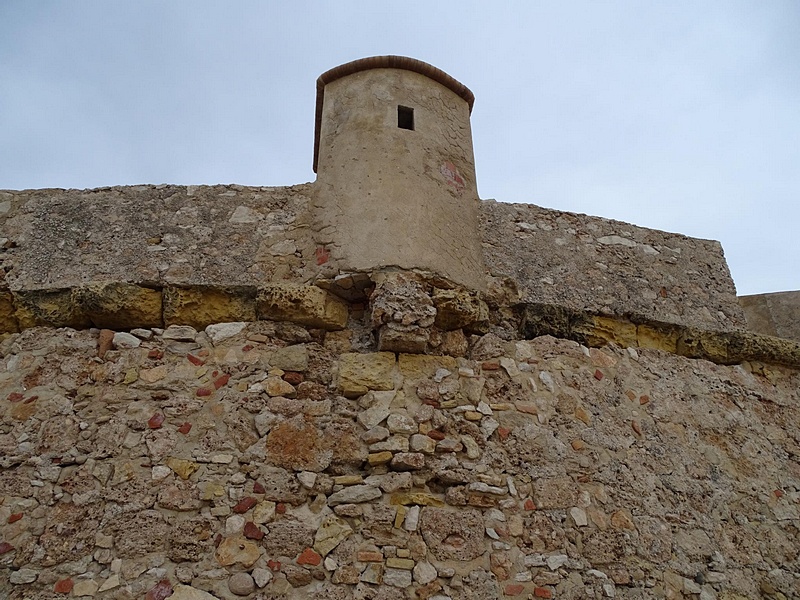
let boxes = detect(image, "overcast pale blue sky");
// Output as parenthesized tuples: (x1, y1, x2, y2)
(1, 1, 798, 295)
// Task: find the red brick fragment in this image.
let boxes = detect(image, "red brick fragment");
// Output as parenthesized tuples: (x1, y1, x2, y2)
(145, 579, 173, 600)
(148, 412, 165, 429)
(422, 398, 441, 408)
(187, 354, 205, 366)
(97, 329, 115, 358)
(0, 542, 14, 554)
(504, 584, 525, 596)
(427, 430, 446, 441)
(242, 344, 254, 352)
(523, 498, 536, 511)
(498, 427, 512, 441)
(534, 587, 553, 599)
(7, 392, 24, 402)
(233, 496, 257, 514)
(276, 502, 286, 514)
(659, 287, 668, 298)
(7, 513, 22, 524)
(177, 422, 192, 434)
(774, 489, 784, 498)
(214, 373, 230, 390)
(24, 395, 38, 404)
(253, 481, 266, 494)
(357, 551, 384, 562)
(639, 395, 650, 405)
(315, 246, 330, 265)
(594, 369, 604, 381)
(148, 349, 164, 360)
(267, 559, 281, 571)
(243, 521, 264, 540)
(283, 371, 304, 385)
(297, 547, 322, 566)
(54, 578, 74, 594)
(482, 360, 501, 370)
(196, 387, 213, 397)
(213, 533, 222, 547)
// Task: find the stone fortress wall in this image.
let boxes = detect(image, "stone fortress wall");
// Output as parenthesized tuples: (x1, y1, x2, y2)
(1, 56, 798, 600)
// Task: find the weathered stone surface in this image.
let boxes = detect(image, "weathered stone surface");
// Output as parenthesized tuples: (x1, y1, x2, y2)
(432, 288, 487, 330)
(314, 515, 353, 556)
(419, 508, 485, 561)
(258, 284, 348, 330)
(328, 484, 382, 506)
(205, 321, 248, 344)
(338, 352, 396, 397)
(216, 535, 261, 567)
(164, 286, 256, 328)
(228, 572, 256, 596)
(170, 584, 219, 600)
(75, 282, 163, 329)
(263, 521, 315, 557)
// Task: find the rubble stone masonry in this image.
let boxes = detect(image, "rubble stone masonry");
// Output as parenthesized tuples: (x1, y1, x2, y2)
(1, 56, 798, 599)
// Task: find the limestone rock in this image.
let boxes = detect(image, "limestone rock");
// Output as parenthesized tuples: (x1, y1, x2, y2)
(314, 515, 353, 556)
(328, 484, 382, 506)
(164, 287, 256, 329)
(205, 321, 247, 345)
(338, 353, 396, 398)
(420, 508, 485, 561)
(215, 535, 261, 567)
(258, 284, 348, 330)
(170, 585, 219, 600)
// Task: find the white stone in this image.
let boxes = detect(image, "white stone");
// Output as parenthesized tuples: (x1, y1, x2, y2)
(72, 580, 99, 596)
(468, 482, 506, 495)
(546, 554, 569, 570)
(413, 561, 438, 584)
(461, 435, 481, 459)
(327, 484, 381, 506)
(131, 328, 153, 339)
(98, 574, 120, 592)
(252, 568, 273, 588)
(10, 569, 38, 584)
(162, 325, 198, 341)
(403, 505, 420, 531)
(358, 404, 391, 430)
(298, 471, 317, 489)
(387, 413, 417, 434)
(602, 583, 616, 597)
(476, 401, 493, 415)
(480, 417, 499, 440)
(538, 371, 556, 393)
(433, 368, 451, 382)
(499, 357, 520, 378)
(383, 567, 413, 588)
(324, 557, 338, 571)
(170, 584, 220, 600)
(151, 465, 172, 480)
(112, 332, 141, 349)
(597, 234, 636, 247)
(570, 506, 588, 527)
(205, 322, 247, 345)
(225, 515, 246, 535)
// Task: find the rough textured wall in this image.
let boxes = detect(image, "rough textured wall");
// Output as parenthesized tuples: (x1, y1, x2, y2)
(1, 320, 798, 600)
(1, 185, 750, 337)
(313, 68, 486, 291)
(479, 201, 746, 332)
(0, 185, 317, 291)
(740, 292, 800, 343)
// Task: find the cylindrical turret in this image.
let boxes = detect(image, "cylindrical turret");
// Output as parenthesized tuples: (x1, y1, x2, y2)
(313, 56, 486, 290)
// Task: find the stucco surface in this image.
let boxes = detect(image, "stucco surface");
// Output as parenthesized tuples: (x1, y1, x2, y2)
(313, 68, 486, 291)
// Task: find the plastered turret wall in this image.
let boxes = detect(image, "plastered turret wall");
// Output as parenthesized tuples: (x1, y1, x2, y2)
(312, 56, 486, 291)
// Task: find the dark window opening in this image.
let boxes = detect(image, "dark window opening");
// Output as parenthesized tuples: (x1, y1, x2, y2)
(398, 105, 414, 130)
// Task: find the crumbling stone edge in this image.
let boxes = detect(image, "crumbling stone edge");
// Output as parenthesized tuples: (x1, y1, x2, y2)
(2, 282, 799, 370)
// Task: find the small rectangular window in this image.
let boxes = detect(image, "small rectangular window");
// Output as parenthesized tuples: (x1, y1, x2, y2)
(398, 105, 414, 130)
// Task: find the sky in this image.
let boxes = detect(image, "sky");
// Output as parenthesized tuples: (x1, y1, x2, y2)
(1, 1, 798, 296)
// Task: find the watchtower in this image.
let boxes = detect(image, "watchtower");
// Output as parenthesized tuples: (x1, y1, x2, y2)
(313, 56, 486, 290)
